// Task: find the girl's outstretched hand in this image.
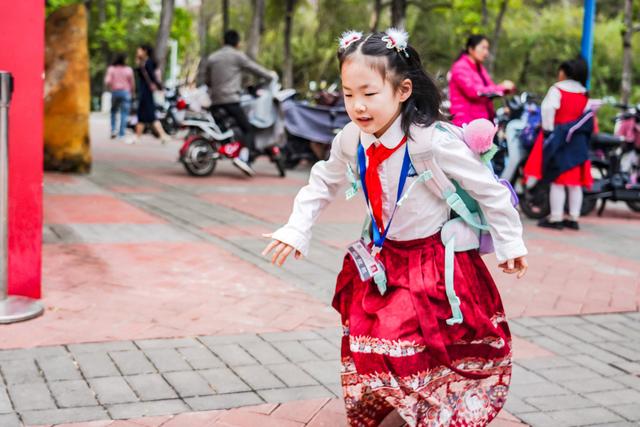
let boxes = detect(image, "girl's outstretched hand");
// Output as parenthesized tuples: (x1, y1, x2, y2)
(498, 256, 528, 279)
(261, 233, 302, 266)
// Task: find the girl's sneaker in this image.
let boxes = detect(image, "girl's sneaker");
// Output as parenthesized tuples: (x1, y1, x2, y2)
(110, 132, 117, 139)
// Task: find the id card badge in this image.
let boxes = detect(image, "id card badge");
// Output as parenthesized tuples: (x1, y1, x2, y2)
(346, 239, 384, 282)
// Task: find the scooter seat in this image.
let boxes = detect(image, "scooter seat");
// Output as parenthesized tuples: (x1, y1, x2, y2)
(591, 133, 624, 149)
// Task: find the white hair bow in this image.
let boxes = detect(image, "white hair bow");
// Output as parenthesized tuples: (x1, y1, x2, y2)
(382, 28, 409, 57)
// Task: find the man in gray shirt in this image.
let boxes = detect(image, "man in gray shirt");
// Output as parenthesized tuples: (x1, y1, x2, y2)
(199, 30, 276, 175)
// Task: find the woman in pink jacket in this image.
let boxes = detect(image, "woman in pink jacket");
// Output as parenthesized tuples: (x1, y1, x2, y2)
(448, 35, 515, 127)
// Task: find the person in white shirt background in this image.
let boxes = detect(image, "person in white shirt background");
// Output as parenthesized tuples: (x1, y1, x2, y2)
(263, 28, 527, 426)
(524, 58, 592, 231)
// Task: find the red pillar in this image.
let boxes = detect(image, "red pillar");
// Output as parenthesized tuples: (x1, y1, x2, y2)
(0, 2, 44, 299)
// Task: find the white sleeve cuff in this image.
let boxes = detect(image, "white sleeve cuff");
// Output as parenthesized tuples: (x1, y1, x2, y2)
(271, 226, 311, 257)
(494, 239, 528, 263)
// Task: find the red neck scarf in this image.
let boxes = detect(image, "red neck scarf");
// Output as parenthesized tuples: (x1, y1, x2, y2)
(364, 135, 408, 233)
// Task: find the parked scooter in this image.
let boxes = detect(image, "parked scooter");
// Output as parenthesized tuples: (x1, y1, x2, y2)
(178, 79, 292, 177)
(281, 82, 351, 168)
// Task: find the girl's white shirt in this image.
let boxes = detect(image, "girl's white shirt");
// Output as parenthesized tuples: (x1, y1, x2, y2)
(541, 79, 587, 131)
(272, 115, 527, 263)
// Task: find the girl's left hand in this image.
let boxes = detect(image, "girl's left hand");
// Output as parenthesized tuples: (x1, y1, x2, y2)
(498, 256, 528, 279)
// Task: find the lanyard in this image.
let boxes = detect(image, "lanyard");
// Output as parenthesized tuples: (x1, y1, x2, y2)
(357, 138, 411, 255)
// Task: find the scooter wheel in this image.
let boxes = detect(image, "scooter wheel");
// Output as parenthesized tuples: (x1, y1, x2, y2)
(182, 137, 216, 176)
(519, 183, 550, 219)
(626, 201, 640, 212)
(274, 155, 286, 178)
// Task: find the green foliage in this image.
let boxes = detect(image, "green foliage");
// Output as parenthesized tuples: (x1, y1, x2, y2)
(47, 0, 640, 109)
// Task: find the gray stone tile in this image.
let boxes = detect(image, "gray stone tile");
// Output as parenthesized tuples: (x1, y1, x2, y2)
(0, 359, 42, 384)
(609, 404, 640, 421)
(144, 348, 192, 372)
(510, 365, 548, 386)
(569, 342, 627, 364)
(315, 328, 342, 343)
(206, 344, 257, 367)
(20, 406, 108, 425)
(233, 365, 285, 390)
(259, 330, 321, 342)
(528, 336, 578, 355)
(88, 377, 138, 405)
(517, 412, 573, 427)
(8, 382, 56, 411)
(299, 360, 341, 385)
(0, 413, 20, 427)
(539, 315, 587, 326)
(532, 326, 583, 345)
(503, 395, 537, 414)
(74, 352, 120, 378)
(302, 339, 339, 360)
(199, 368, 250, 394)
(537, 366, 601, 382)
(107, 399, 189, 419)
(125, 374, 178, 401)
(0, 387, 12, 414)
(583, 389, 640, 406)
(163, 371, 215, 397)
(257, 385, 332, 403)
(516, 356, 575, 371)
(613, 374, 640, 391)
(37, 355, 83, 382)
(562, 377, 627, 394)
(274, 340, 320, 363)
(266, 363, 319, 387)
(199, 334, 262, 347)
(178, 346, 225, 370)
(610, 361, 640, 375)
(109, 350, 156, 375)
(68, 341, 136, 354)
(185, 392, 263, 411)
(543, 407, 624, 426)
(49, 380, 98, 407)
(135, 337, 200, 349)
(511, 317, 546, 328)
(568, 354, 627, 377)
(594, 343, 639, 361)
(240, 341, 288, 365)
(525, 394, 597, 411)
(509, 381, 570, 398)
(585, 314, 632, 324)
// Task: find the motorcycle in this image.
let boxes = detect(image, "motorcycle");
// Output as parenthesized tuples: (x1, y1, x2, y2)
(178, 79, 293, 177)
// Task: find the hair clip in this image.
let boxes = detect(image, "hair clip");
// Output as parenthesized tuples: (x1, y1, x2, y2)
(339, 30, 363, 51)
(382, 28, 409, 57)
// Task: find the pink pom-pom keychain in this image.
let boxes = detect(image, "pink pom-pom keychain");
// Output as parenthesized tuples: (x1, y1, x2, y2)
(462, 118, 499, 164)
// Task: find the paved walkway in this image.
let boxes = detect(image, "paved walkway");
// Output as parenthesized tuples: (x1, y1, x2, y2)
(1, 115, 639, 426)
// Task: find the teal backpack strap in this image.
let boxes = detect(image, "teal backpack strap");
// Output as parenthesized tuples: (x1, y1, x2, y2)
(443, 235, 463, 325)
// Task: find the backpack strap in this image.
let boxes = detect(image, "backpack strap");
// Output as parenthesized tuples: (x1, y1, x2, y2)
(407, 122, 489, 232)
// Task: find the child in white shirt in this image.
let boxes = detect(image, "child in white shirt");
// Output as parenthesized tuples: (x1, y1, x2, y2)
(263, 29, 527, 427)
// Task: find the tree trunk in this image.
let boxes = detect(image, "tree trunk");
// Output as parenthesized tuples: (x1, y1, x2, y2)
(222, 0, 229, 37)
(621, 0, 633, 105)
(198, 0, 215, 59)
(487, 0, 508, 74)
(283, 0, 296, 88)
(370, 0, 382, 32)
(391, 0, 407, 28)
(115, 0, 122, 19)
(481, 0, 488, 28)
(155, 0, 175, 80)
(247, 0, 265, 60)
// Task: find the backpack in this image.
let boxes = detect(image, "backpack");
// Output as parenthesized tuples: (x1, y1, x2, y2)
(341, 120, 515, 326)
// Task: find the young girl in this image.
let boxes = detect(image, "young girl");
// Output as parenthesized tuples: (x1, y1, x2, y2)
(524, 58, 592, 231)
(263, 29, 528, 427)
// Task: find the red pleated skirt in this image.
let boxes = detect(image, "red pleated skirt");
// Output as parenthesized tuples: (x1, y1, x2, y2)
(332, 233, 512, 427)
